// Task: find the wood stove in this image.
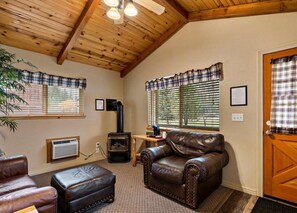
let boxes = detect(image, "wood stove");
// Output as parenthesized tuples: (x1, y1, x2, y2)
(107, 101, 131, 163)
(107, 132, 131, 163)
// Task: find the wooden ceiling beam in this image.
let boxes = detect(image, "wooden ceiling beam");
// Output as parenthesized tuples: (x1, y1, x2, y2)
(161, 0, 189, 21)
(57, 0, 100, 65)
(120, 19, 187, 77)
(188, 0, 297, 21)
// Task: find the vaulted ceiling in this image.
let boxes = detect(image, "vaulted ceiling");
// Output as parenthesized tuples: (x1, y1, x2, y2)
(1, 0, 297, 77)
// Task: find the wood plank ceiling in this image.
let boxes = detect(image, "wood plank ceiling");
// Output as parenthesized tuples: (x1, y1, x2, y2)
(0, 0, 297, 77)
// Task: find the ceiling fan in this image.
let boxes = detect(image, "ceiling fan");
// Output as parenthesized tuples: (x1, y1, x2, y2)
(104, 0, 165, 24)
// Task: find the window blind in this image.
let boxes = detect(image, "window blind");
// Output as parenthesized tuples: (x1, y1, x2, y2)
(148, 79, 219, 130)
(181, 80, 219, 129)
(156, 87, 180, 126)
(6, 84, 84, 116)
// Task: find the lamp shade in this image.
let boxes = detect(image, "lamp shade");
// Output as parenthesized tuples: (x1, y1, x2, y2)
(104, 0, 119, 7)
(124, 1, 138, 16)
(107, 7, 121, 20)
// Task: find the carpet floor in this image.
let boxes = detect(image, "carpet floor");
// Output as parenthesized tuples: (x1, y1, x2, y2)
(32, 160, 257, 213)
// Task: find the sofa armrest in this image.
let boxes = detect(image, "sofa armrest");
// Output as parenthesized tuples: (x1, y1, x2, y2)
(185, 151, 229, 182)
(0, 186, 57, 213)
(141, 144, 173, 164)
(0, 155, 28, 179)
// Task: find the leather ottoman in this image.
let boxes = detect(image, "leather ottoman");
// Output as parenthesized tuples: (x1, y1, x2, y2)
(51, 163, 115, 213)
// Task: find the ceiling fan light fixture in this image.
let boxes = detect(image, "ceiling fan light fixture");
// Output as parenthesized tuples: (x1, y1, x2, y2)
(104, 0, 119, 7)
(107, 7, 121, 20)
(124, 1, 138, 17)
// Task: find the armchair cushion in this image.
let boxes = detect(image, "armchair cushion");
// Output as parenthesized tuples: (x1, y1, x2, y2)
(152, 156, 188, 185)
(166, 131, 225, 158)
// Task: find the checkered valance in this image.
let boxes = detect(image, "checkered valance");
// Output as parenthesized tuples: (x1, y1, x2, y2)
(270, 54, 297, 134)
(21, 70, 86, 89)
(145, 62, 223, 91)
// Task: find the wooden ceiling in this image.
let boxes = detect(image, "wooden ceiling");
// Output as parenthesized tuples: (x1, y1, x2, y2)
(0, 0, 297, 77)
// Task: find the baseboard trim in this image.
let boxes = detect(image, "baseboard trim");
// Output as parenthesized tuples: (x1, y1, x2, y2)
(29, 156, 105, 176)
(222, 181, 257, 195)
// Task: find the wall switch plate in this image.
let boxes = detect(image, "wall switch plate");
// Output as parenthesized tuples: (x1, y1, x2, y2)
(232, 113, 244, 122)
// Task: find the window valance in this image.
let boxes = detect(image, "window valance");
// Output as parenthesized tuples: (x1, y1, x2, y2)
(270, 54, 297, 64)
(21, 70, 87, 89)
(145, 62, 223, 91)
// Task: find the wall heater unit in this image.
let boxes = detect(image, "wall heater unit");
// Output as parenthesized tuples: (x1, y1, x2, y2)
(52, 138, 78, 160)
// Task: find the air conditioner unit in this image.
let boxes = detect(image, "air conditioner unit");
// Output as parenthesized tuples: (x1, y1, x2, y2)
(52, 138, 78, 160)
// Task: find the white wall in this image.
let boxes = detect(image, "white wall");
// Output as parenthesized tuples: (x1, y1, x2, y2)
(123, 13, 297, 195)
(0, 45, 123, 175)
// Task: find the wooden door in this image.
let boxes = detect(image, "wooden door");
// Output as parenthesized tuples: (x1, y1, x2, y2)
(263, 47, 297, 203)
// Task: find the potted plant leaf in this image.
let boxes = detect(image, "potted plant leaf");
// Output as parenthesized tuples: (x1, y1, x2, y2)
(0, 47, 35, 132)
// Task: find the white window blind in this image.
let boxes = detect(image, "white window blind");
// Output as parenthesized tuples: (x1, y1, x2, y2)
(6, 84, 84, 116)
(148, 79, 219, 130)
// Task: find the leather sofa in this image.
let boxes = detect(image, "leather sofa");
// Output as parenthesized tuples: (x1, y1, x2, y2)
(0, 155, 57, 213)
(141, 131, 229, 209)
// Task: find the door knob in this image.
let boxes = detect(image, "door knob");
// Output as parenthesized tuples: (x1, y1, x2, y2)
(265, 130, 273, 136)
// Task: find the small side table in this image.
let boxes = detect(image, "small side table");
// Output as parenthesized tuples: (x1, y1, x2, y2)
(132, 135, 165, 167)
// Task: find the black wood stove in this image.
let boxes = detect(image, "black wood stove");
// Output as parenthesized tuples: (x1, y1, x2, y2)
(107, 101, 131, 163)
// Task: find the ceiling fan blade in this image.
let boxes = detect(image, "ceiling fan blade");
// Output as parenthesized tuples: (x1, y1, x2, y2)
(133, 0, 165, 15)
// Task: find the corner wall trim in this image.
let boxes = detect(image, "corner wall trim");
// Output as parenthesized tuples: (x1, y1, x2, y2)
(222, 181, 257, 195)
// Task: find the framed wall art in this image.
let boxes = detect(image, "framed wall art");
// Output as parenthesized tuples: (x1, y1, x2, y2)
(95, 99, 104, 111)
(230, 86, 247, 106)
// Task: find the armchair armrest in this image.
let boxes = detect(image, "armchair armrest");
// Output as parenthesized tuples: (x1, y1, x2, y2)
(141, 144, 174, 186)
(185, 151, 229, 182)
(0, 186, 57, 213)
(0, 155, 28, 179)
(141, 144, 173, 163)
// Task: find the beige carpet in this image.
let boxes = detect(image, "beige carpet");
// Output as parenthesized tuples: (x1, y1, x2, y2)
(86, 160, 233, 213)
(33, 160, 234, 213)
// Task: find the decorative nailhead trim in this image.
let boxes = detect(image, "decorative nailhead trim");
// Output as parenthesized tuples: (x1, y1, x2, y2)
(185, 165, 200, 208)
(74, 194, 114, 213)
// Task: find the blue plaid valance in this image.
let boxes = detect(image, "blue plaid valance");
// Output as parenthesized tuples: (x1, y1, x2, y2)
(21, 70, 86, 89)
(145, 62, 223, 91)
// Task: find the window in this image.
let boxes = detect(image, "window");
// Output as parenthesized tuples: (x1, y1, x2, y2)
(148, 79, 219, 130)
(3, 70, 86, 118)
(7, 84, 84, 117)
(146, 62, 223, 131)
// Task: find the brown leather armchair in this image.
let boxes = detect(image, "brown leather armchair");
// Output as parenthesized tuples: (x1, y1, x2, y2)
(141, 131, 229, 209)
(0, 155, 57, 213)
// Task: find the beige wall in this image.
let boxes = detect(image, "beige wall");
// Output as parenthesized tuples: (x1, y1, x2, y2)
(0, 45, 123, 175)
(123, 13, 297, 195)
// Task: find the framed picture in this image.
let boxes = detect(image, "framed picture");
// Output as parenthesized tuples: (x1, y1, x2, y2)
(230, 86, 247, 106)
(95, 99, 104, 111)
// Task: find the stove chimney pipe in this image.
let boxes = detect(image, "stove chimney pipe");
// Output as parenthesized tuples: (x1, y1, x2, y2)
(117, 101, 124, 133)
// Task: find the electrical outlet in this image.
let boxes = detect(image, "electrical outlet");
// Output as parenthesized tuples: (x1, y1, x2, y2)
(96, 142, 100, 153)
(232, 113, 244, 122)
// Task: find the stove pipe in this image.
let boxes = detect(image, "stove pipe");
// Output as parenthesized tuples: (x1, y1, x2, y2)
(117, 101, 124, 133)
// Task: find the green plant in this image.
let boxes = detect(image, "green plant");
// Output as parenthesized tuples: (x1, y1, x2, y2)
(0, 47, 35, 132)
